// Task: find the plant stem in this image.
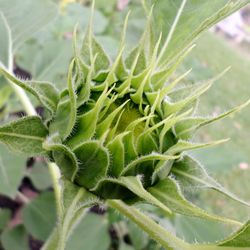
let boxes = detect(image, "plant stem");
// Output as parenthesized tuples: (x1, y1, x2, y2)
(107, 199, 189, 250)
(10, 83, 37, 116)
(47, 162, 63, 216)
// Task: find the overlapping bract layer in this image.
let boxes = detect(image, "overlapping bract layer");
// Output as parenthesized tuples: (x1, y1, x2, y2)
(0, 4, 249, 229)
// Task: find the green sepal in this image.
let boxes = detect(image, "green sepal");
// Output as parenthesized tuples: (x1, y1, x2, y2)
(61, 178, 100, 212)
(163, 81, 212, 117)
(80, 6, 110, 80)
(66, 85, 111, 148)
(125, 45, 147, 77)
(174, 99, 250, 140)
(119, 176, 172, 215)
(43, 136, 79, 182)
(94, 176, 172, 215)
(96, 100, 129, 138)
(123, 132, 138, 165)
(151, 45, 195, 91)
(167, 139, 228, 155)
(148, 177, 241, 226)
(107, 132, 129, 178)
(171, 155, 250, 207)
(50, 60, 77, 140)
(121, 153, 178, 178)
(0, 116, 48, 155)
(73, 140, 109, 189)
(75, 57, 91, 107)
(91, 177, 135, 200)
(49, 98, 71, 140)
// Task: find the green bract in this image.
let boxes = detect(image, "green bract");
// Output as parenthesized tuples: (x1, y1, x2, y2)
(1, 1, 250, 249)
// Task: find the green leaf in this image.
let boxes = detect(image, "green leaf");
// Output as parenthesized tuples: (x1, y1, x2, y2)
(0, 0, 58, 51)
(0, 208, 11, 231)
(127, 220, 149, 250)
(73, 141, 109, 189)
(171, 155, 250, 207)
(218, 220, 250, 247)
(119, 243, 134, 250)
(1, 225, 29, 250)
(146, 0, 250, 66)
(0, 67, 59, 114)
(0, 116, 48, 155)
(22, 192, 57, 241)
(0, 85, 12, 109)
(0, 144, 26, 197)
(16, 40, 72, 84)
(148, 177, 241, 226)
(27, 162, 52, 190)
(66, 213, 111, 250)
(0, 12, 11, 68)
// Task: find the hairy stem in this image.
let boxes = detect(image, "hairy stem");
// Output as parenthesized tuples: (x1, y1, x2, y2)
(107, 199, 189, 250)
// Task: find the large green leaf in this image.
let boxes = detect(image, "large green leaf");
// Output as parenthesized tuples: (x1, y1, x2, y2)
(0, 208, 11, 231)
(127, 220, 149, 250)
(27, 162, 52, 191)
(1, 225, 29, 250)
(144, 0, 250, 66)
(16, 39, 72, 84)
(15, 3, 108, 84)
(0, 0, 58, 51)
(22, 192, 57, 242)
(66, 213, 111, 250)
(0, 144, 26, 197)
(0, 116, 48, 155)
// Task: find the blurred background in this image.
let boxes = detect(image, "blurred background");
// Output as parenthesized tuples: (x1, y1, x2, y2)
(0, 0, 250, 249)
